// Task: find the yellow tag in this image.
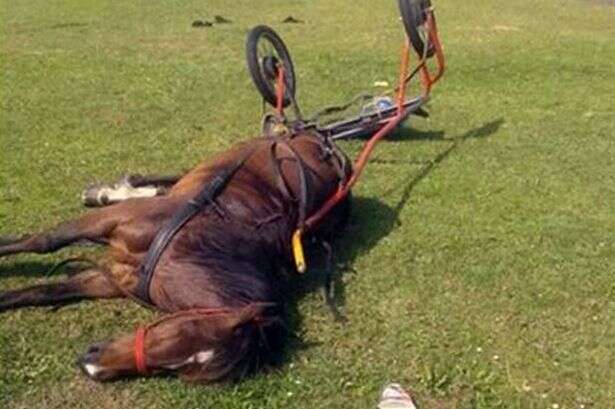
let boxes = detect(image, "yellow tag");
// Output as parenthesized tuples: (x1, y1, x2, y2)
(292, 230, 306, 273)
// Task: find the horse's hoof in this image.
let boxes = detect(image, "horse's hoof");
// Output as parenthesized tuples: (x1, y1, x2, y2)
(81, 185, 110, 207)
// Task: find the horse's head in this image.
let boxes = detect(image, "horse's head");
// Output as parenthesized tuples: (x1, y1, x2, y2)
(77, 303, 281, 382)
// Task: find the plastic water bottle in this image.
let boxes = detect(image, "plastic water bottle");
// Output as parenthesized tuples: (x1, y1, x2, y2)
(376, 97, 394, 111)
(361, 97, 394, 116)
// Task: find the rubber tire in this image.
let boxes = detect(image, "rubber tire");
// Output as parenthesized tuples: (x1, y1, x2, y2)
(246, 25, 296, 108)
(398, 0, 436, 58)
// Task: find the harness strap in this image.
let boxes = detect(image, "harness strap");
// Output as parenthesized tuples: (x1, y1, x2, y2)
(319, 137, 349, 187)
(283, 142, 311, 228)
(134, 149, 254, 305)
(268, 139, 310, 230)
(267, 134, 349, 274)
(289, 134, 350, 273)
(298, 132, 348, 189)
(269, 142, 294, 202)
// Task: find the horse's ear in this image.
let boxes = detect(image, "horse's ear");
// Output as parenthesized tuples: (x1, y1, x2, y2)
(179, 303, 280, 383)
(224, 302, 275, 329)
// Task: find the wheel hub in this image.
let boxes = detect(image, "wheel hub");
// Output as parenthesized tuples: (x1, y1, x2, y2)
(262, 56, 280, 81)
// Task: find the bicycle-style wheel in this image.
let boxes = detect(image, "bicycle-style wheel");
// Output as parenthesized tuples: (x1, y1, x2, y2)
(398, 0, 436, 58)
(246, 25, 296, 108)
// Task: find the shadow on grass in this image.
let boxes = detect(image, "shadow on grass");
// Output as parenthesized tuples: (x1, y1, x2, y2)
(0, 258, 94, 279)
(0, 235, 100, 279)
(282, 118, 505, 335)
(388, 125, 446, 142)
(390, 118, 504, 214)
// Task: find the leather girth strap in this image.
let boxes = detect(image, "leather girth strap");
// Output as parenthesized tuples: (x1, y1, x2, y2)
(268, 140, 310, 230)
(134, 149, 254, 306)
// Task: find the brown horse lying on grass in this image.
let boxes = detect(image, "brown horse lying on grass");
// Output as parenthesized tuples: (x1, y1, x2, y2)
(0, 132, 351, 382)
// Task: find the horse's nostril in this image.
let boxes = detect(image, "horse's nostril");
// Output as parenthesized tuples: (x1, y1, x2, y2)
(77, 342, 109, 380)
(81, 342, 106, 363)
(87, 344, 101, 355)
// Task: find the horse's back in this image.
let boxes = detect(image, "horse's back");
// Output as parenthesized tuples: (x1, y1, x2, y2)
(109, 132, 350, 310)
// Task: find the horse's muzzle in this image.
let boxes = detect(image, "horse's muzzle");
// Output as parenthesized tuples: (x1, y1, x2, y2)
(77, 342, 113, 381)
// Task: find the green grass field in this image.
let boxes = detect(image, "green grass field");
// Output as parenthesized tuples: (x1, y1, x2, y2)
(1, 0, 614, 407)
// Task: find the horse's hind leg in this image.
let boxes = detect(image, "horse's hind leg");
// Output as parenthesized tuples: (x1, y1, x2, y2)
(127, 173, 182, 189)
(82, 173, 183, 207)
(0, 267, 122, 312)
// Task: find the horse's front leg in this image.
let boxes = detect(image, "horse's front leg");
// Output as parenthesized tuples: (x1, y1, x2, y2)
(77, 304, 269, 382)
(0, 211, 115, 258)
(0, 236, 19, 246)
(0, 196, 176, 259)
(0, 267, 122, 312)
(82, 173, 183, 207)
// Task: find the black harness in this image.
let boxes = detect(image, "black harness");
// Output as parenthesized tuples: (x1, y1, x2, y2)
(134, 149, 253, 305)
(133, 133, 347, 306)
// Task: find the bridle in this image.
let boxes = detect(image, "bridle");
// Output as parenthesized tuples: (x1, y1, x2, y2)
(133, 304, 276, 375)
(133, 307, 233, 375)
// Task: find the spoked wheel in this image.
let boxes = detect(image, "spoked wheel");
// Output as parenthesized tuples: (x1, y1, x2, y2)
(246, 25, 296, 108)
(398, 0, 436, 58)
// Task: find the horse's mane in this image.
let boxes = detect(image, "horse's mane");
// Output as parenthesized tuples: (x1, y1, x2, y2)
(165, 213, 292, 382)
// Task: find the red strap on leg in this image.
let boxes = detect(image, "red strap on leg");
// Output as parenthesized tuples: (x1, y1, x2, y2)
(134, 326, 149, 375)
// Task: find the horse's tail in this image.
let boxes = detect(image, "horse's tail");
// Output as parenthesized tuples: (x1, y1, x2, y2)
(179, 302, 286, 383)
